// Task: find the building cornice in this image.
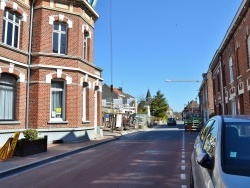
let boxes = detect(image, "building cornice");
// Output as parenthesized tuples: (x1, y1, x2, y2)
(30, 64, 103, 81)
(32, 52, 102, 71)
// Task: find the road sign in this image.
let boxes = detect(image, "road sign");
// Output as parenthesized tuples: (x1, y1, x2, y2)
(8, 132, 20, 158)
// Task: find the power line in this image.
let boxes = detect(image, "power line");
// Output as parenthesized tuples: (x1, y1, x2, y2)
(165, 80, 201, 82)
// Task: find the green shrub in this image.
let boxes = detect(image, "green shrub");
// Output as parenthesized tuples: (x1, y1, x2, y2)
(23, 129, 38, 140)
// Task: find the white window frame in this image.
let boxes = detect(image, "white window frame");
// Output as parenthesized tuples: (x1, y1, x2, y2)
(50, 80, 65, 121)
(229, 57, 234, 83)
(52, 22, 67, 54)
(2, 9, 20, 48)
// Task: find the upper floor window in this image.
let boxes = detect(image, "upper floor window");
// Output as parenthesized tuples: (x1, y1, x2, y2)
(0, 73, 17, 120)
(248, 36, 250, 68)
(2, 9, 20, 48)
(83, 32, 89, 60)
(229, 57, 234, 83)
(217, 74, 220, 92)
(53, 22, 67, 54)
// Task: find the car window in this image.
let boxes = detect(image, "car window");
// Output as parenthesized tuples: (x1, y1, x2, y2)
(200, 120, 215, 143)
(223, 122, 250, 176)
(203, 121, 218, 156)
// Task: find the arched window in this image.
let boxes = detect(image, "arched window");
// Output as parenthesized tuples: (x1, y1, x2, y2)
(229, 57, 234, 83)
(53, 22, 67, 54)
(2, 9, 21, 48)
(0, 74, 17, 120)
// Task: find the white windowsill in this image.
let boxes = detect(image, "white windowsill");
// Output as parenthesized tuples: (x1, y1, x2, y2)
(48, 120, 69, 124)
(0, 121, 21, 125)
(82, 120, 91, 124)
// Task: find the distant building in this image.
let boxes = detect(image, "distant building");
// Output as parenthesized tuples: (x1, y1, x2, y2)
(182, 100, 200, 119)
(102, 84, 137, 114)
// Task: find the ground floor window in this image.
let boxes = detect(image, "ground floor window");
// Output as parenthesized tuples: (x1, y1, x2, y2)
(51, 80, 65, 120)
(231, 99, 237, 115)
(0, 73, 17, 120)
(239, 94, 244, 115)
(82, 87, 87, 121)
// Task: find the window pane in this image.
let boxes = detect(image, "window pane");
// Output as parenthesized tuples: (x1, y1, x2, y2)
(53, 33, 58, 53)
(8, 11, 13, 21)
(61, 24, 67, 32)
(15, 15, 19, 24)
(60, 33, 66, 54)
(52, 81, 64, 89)
(7, 22, 13, 45)
(54, 23, 59, 30)
(2, 20, 6, 43)
(14, 25, 19, 48)
(51, 91, 62, 118)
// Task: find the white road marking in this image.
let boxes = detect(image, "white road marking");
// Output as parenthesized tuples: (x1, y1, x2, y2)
(181, 166, 185, 170)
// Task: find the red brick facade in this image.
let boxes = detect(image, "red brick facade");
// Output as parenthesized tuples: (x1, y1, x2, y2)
(200, 0, 250, 119)
(0, 0, 103, 142)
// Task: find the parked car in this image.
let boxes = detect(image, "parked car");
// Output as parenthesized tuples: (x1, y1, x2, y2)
(167, 118, 176, 125)
(190, 115, 250, 188)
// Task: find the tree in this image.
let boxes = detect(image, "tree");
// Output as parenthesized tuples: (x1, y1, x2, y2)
(150, 90, 169, 120)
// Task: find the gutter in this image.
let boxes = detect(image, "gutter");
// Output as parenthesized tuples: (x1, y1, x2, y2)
(25, 0, 36, 129)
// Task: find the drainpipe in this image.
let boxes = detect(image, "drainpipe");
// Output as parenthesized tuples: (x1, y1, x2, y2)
(219, 56, 225, 115)
(25, 0, 36, 129)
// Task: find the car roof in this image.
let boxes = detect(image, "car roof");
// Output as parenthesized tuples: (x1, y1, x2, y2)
(213, 115, 250, 123)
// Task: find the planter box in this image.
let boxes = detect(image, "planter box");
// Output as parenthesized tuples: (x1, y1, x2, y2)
(11, 136, 48, 157)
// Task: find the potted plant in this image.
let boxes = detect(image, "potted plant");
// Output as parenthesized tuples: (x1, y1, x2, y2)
(13, 129, 48, 157)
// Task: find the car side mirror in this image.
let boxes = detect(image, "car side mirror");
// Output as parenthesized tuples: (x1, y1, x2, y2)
(196, 151, 213, 170)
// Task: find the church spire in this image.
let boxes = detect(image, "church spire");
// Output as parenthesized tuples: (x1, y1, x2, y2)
(146, 89, 152, 102)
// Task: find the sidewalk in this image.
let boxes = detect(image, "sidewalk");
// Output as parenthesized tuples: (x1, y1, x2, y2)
(0, 130, 126, 179)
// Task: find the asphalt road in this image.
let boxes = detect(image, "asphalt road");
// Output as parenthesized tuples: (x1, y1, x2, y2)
(0, 124, 198, 188)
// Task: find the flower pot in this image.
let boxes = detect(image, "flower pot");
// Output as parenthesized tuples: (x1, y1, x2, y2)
(11, 136, 48, 157)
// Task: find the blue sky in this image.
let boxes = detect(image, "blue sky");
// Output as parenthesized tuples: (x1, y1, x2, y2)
(94, 0, 242, 112)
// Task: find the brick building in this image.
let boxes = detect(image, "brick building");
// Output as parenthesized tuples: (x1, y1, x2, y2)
(198, 71, 215, 124)
(0, 0, 103, 143)
(199, 0, 250, 120)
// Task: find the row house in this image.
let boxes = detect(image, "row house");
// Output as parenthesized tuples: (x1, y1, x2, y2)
(0, 0, 103, 143)
(199, 0, 250, 120)
(198, 71, 214, 124)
